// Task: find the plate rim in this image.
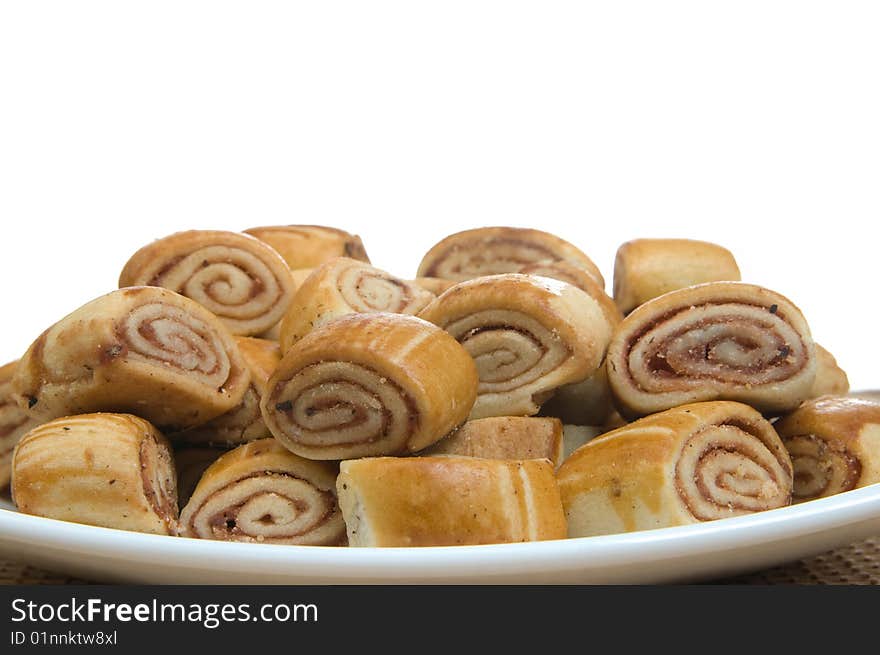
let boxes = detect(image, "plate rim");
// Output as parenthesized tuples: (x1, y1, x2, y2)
(1, 484, 879, 581)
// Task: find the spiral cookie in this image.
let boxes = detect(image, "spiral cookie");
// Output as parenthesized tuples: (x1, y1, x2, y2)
(775, 396, 880, 502)
(417, 227, 603, 286)
(179, 439, 345, 545)
(12, 413, 178, 535)
(263, 313, 479, 460)
(119, 230, 295, 336)
(279, 257, 435, 350)
(419, 274, 613, 419)
(557, 401, 793, 537)
(13, 287, 250, 430)
(243, 225, 369, 269)
(0, 361, 41, 488)
(606, 282, 816, 418)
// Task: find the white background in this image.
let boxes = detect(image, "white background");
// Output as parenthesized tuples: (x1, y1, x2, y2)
(1, 2, 877, 386)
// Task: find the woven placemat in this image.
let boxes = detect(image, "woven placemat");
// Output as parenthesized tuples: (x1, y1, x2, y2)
(2, 536, 878, 585)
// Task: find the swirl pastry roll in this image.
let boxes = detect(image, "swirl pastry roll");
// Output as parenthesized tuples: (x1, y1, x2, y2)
(558, 401, 793, 537)
(243, 225, 370, 269)
(264, 313, 478, 460)
(809, 344, 849, 398)
(519, 261, 611, 307)
(0, 362, 40, 488)
(279, 258, 435, 351)
(119, 230, 296, 336)
(613, 239, 741, 314)
(337, 456, 567, 546)
(774, 396, 880, 502)
(171, 337, 281, 446)
(11, 413, 178, 534)
(419, 274, 613, 419)
(423, 416, 564, 467)
(606, 282, 816, 418)
(13, 287, 250, 430)
(417, 227, 603, 286)
(174, 445, 229, 507)
(179, 439, 345, 545)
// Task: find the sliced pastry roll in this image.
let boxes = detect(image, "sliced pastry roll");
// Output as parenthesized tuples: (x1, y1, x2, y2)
(774, 396, 880, 502)
(170, 337, 281, 446)
(179, 439, 345, 545)
(279, 257, 434, 350)
(119, 230, 296, 336)
(612, 238, 741, 314)
(417, 227, 603, 286)
(11, 413, 178, 535)
(557, 401, 793, 537)
(606, 282, 816, 418)
(13, 287, 250, 431)
(263, 313, 478, 460)
(337, 456, 567, 546)
(0, 361, 40, 488)
(419, 274, 613, 419)
(423, 416, 564, 467)
(243, 225, 370, 269)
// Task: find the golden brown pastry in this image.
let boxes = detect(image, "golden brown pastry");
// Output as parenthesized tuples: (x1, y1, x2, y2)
(11, 413, 178, 534)
(809, 344, 850, 398)
(422, 416, 564, 467)
(419, 274, 613, 419)
(243, 225, 369, 268)
(170, 337, 280, 446)
(557, 401, 793, 537)
(519, 260, 609, 306)
(174, 445, 229, 508)
(0, 361, 40, 488)
(263, 313, 478, 460)
(606, 282, 816, 418)
(774, 396, 880, 502)
(119, 230, 296, 336)
(279, 257, 435, 351)
(179, 439, 345, 545)
(13, 287, 251, 431)
(851, 390, 880, 402)
(613, 238, 741, 314)
(417, 227, 603, 286)
(337, 456, 567, 546)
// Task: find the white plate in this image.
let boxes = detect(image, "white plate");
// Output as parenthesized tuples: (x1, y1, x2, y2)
(2, 486, 879, 585)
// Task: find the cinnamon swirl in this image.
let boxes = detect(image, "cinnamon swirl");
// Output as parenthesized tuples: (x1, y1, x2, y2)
(119, 230, 296, 336)
(558, 401, 793, 537)
(179, 439, 345, 545)
(606, 282, 816, 418)
(279, 257, 435, 351)
(775, 396, 880, 502)
(337, 456, 567, 546)
(263, 313, 478, 460)
(13, 287, 250, 431)
(11, 413, 178, 535)
(243, 225, 370, 269)
(418, 274, 613, 419)
(417, 227, 603, 286)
